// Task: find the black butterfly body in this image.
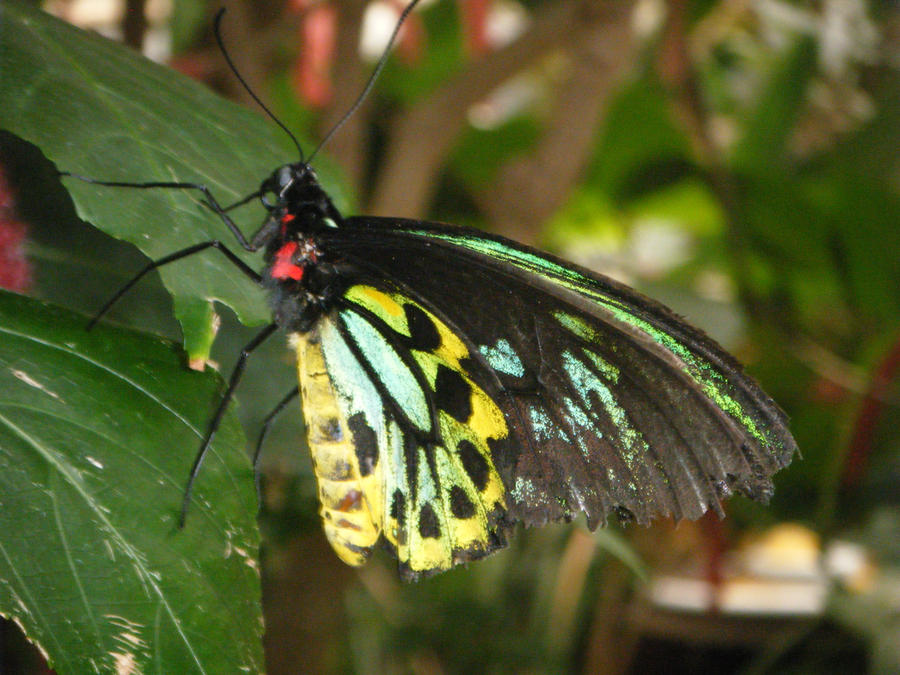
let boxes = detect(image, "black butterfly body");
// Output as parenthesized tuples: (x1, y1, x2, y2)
(239, 160, 796, 579)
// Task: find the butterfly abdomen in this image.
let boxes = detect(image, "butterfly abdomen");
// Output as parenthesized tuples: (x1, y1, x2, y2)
(292, 329, 383, 566)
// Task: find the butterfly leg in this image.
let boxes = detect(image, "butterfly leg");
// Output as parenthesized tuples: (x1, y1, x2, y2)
(60, 172, 261, 250)
(180, 322, 280, 527)
(88, 240, 262, 329)
(252, 386, 300, 505)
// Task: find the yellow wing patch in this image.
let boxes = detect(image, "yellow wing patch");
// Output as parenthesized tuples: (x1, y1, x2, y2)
(291, 329, 383, 567)
(298, 286, 513, 578)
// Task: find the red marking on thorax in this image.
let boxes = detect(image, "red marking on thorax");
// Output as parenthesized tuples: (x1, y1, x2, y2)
(271, 241, 304, 281)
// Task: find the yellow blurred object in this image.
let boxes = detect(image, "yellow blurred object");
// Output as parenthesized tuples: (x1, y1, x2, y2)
(740, 523, 822, 579)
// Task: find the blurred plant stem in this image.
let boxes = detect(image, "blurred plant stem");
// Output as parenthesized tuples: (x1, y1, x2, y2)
(368, 0, 634, 237)
(820, 330, 900, 528)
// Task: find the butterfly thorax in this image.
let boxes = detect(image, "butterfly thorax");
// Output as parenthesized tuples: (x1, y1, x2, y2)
(257, 162, 346, 332)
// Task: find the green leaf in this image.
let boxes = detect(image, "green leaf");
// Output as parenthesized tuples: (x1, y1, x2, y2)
(0, 1, 347, 360)
(585, 74, 691, 199)
(0, 290, 263, 673)
(729, 37, 817, 172)
(591, 528, 648, 582)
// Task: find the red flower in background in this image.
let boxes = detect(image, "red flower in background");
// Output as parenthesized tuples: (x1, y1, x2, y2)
(290, 0, 429, 108)
(0, 163, 30, 292)
(461, 0, 489, 56)
(293, 1, 338, 107)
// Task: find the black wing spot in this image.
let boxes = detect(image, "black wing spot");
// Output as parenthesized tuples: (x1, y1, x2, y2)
(404, 303, 441, 351)
(449, 485, 476, 519)
(418, 503, 441, 539)
(320, 417, 343, 442)
(404, 434, 420, 503)
(347, 412, 378, 477)
(391, 489, 406, 528)
(322, 460, 352, 481)
(458, 439, 489, 492)
(435, 365, 472, 422)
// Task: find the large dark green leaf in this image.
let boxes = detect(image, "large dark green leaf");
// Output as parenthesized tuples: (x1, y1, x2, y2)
(0, 290, 262, 673)
(0, 1, 347, 359)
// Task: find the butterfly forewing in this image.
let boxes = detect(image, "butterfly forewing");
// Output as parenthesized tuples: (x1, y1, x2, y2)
(297, 216, 796, 566)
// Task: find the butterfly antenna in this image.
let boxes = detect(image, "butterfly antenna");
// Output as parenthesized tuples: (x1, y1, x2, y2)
(213, 8, 306, 162)
(308, 0, 421, 163)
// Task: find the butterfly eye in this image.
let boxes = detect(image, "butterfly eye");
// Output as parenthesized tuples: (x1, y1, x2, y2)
(277, 166, 295, 191)
(258, 166, 297, 209)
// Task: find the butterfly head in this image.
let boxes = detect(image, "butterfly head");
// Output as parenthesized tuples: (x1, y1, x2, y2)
(258, 162, 342, 234)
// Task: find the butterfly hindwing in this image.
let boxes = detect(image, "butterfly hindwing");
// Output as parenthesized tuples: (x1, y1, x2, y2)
(295, 285, 511, 578)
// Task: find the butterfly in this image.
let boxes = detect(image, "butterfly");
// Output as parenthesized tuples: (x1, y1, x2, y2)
(75, 2, 797, 581)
